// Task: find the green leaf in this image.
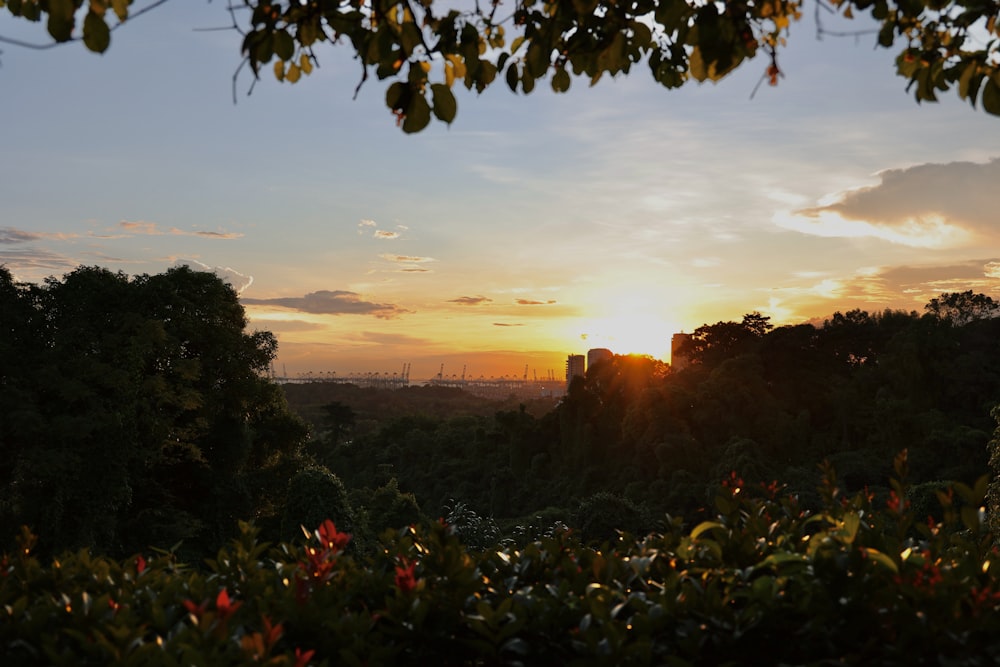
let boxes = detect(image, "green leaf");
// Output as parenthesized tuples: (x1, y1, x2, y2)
(526, 42, 549, 78)
(977, 75, 1000, 115)
(83, 10, 111, 53)
(690, 521, 725, 540)
(46, 0, 75, 42)
(957, 61, 977, 101)
(552, 66, 571, 93)
(863, 548, 899, 573)
(506, 62, 519, 92)
(402, 93, 431, 133)
(385, 81, 407, 109)
(431, 84, 457, 124)
(274, 30, 295, 62)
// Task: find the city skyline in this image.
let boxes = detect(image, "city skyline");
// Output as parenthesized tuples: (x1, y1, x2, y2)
(4, 4, 1000, 380)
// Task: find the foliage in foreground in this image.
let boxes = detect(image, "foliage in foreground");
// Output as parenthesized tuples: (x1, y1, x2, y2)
(3, 455, 1000, 666)
(6, 0, 1000, 131)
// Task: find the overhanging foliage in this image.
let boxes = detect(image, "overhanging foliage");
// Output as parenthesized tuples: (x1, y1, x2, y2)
(3, 0, 1000, 131)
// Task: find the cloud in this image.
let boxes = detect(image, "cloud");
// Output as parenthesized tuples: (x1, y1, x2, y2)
(249, 319, 325, 332)
(172, 259, 254, 294)
(380, 254, 435, 263)
(773, 258, 1000, 321)
(493, 322, 525, 327)
(348, 331, 428, 345)
(1, 228, 43, 244)
(515, 298, 557, 305)
(374, 230, 400, 239)
(778, 158, 1000, 248)
(0, 248, 78, 275)
(358, 219, 377, 235)
(399, 267, 431, 273)
(241, 290, 409, 318)
(449, 295, 493, 305)
(1, 227, 80, 243)
(121, 221, 243, 239)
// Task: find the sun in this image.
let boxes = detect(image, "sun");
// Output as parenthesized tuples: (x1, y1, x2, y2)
(577, 297, 679, 360)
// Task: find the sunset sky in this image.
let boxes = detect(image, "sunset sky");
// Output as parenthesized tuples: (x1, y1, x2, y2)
(4, 3, 1000, 381)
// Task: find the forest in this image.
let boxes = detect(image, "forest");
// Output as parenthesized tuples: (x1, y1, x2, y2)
(3, 266, 1000, 557)
(289, 292, 1000, 546)
(6, 266, 1000, 664)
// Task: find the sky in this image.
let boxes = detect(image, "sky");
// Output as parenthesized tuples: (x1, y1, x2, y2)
(4, 2, 1000, 381)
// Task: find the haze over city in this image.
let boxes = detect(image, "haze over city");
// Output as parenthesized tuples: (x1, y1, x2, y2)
(4, 3, 1000, 380)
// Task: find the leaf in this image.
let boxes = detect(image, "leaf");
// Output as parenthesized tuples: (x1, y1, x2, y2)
(402, 93, 431, 133)
(863, 548, 899, 573)
(690, 521, 726, 540)
(385, 81, 407, 109)
(506, 62, 519, 92)
(551, 66, 571, 93)
(111, 0, 129, 21)
(286, 64, 301, 84)
(274, 60, 285, 82)
(83, 10, 111, 53)
(688, 46, 708, 82)
(274, 30, 295, 62)
(982, 75, 1000, 116)
(431, 84, 457, 124)
(46, 0, 75, 42)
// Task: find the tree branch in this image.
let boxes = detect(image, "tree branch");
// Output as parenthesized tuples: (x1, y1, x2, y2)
(0, 0, 175, 50)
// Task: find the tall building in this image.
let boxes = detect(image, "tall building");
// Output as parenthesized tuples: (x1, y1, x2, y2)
(671, 333, 692, 370)
(587, 347, 613, 369)
(565, 354, 585, 386)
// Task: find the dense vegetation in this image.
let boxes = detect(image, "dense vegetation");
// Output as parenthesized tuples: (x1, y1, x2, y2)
(5, 266, 1000, 662)
(0, 265, 310, 560)
(306, 296, 1000, 543)
(3, 458, 999, 666)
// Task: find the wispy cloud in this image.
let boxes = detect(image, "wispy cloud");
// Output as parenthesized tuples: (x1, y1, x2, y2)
(493, 322, 525, 327)
(380, 254, 435, 263)
(357, 219, 377, 235)
(399, 267, 431, 273)
(449, 295, 493, 305)
(777, 158, 1000, 248)
(120, 221, 243, 239)
(515, 298, 557, 305)
(242, 290, 409, 318)
(1, 227, 44, 244)
(1, 227, 80, 243)
(349, 331, 428, 345)
(173, 259, 254, 294)
(249, 319, 326, 332)
(374, 230, 400, 239)
(0, 248, 78, 275)
(774, 258, 1000, 322)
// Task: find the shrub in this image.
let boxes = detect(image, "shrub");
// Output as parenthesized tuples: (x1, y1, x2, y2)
(3, 454, 999, 666)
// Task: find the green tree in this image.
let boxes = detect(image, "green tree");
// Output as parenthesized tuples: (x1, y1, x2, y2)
(0, 265, 308, 557)
(5, 0, 1000, 131)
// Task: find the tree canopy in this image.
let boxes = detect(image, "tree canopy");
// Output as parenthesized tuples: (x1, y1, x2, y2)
(3, 0, 1000, 131)
(0, 264, 309, 558)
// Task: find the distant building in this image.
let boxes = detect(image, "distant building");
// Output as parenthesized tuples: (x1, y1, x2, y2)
(671, 333, 692, 370)
(565, 354, 585, 386)
(587, 347, 613, 369)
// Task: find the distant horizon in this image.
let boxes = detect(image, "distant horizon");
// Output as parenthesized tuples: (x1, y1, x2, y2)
(5, 4, 1000, 385)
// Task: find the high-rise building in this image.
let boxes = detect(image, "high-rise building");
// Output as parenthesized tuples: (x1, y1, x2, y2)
(671, 333, 692, 369)
(565, 354, 585, 386)
(587, 347, 613, 369)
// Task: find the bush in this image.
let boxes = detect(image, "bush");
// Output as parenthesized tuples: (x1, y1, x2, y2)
(3, 456, 1000, 666)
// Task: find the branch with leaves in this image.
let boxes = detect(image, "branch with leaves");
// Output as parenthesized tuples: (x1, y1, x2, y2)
(3, 0, 1000, 131)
